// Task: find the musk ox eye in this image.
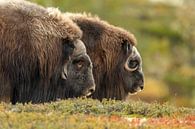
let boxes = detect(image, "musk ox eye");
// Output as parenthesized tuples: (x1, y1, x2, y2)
(73, 59, 84, 70)
(77, 61, 83, 69)
(125, 59, 139, 72)
(128, 60, 138, 69)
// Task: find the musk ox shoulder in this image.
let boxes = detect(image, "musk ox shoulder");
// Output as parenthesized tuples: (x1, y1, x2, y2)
(65, 13, 144, 100)
(0, 0, 95, 104)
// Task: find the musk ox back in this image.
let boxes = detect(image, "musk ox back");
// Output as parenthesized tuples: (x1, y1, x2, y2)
(0, 0, 95, 104)
(66, 13, 144, 100)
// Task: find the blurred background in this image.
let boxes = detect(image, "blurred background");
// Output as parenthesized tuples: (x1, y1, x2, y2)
(30, 0, 195, 107)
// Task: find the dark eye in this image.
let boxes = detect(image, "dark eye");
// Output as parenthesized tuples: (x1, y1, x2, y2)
(76, 61, 84, 69)
(128, 60, 139, 69)
(124, 59, 139, 71)
(73, 59, 84, 70)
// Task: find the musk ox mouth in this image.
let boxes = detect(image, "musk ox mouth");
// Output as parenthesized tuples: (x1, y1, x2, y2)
(81, 92, 92, 98)
(82, 86, 95, 97)
(128, 85, 144, 95)
(85, 91, 93, 97)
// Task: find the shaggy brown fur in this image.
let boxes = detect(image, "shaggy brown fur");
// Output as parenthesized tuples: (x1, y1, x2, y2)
(0, 1, 95, 103)
(66, 13, 144, 100)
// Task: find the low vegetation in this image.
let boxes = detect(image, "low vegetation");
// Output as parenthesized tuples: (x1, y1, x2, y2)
(0, 98, 194, 129)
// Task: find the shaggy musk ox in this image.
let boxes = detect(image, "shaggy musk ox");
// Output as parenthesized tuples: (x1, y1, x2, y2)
(0, 0, 95, 104)
(65, 13, 144, 100)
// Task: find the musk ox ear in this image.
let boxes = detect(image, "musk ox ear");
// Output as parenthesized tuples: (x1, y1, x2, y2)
(122, 40, 132, 55)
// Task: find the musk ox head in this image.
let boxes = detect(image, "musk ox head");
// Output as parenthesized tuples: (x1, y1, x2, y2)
(65, 13, 144, 100)
(61, 39, 95, 98)
(121, 40, 144, 94)
(45, 8, 96, 99)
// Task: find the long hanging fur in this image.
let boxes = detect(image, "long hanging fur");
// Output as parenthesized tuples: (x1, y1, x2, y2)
(0, 0, 82, 103)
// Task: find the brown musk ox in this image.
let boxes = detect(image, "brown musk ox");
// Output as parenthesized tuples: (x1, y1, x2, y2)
(0, 0, 95, 104)
(65, 13, 144, 100)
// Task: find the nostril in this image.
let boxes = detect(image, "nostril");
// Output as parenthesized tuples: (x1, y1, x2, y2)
(89, 89, 94, 93)
(140, 85, 144, 90)
(89, 86, 95, 93)
(138, 78, 144, 87)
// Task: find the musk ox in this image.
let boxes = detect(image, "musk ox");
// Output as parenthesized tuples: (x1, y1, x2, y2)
(0, 0, 95, 104)
(65, 13, 144, 100)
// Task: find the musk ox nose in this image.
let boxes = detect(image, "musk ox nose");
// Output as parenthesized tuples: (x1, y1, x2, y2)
(133, 77, 144, 92)
(88, 85, 95, 93)
(138, 79, 144, 90)
(135, 72, 144, 90)
(85, 85, 95, 97)
(139, 85, 144, 90)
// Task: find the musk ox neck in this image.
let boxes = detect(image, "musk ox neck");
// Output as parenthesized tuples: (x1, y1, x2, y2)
(92, 72, 128, 100)
(11, 76, 72, 104)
